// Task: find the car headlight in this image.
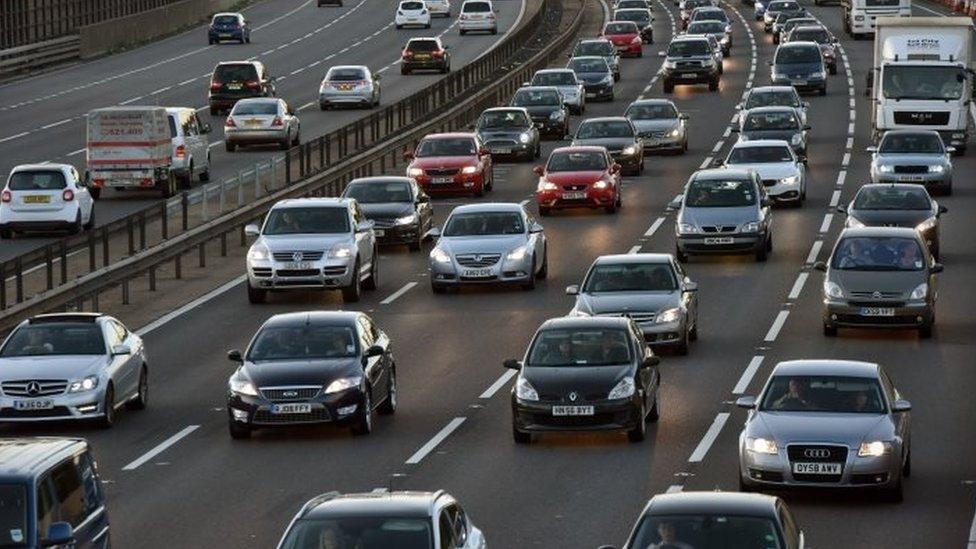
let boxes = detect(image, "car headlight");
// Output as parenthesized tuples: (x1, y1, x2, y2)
(407, 167, 425, 177)
(845, 216, 865, 229)
(229, 377, 258, 397)
(779, 175, 799, 186)
(622, 145, 638, 156)
(601, 75, 614, 85)
(655, 307, 681, 324)
(430, 247, 452, 264)
(461, 165, 479, 174)
(858, 441, 891, 457)
(325, 376, 362, 394)
(519, 132, 531, 144)
(811, 71, 825, 79)
(593, 180, 609, 189)
(670, 127, 681, 137)
(549, 110, 565, 121)
(663, 60, 676, 69)
(854, 14, 864, 21)
(538, 180, 558, 191)
(328, 243, 354, 259)
(506, 246, 528, 262)
(741, 221, 760, 233)
(247, 244, 271, 261)
(916, 216, 937, 232)
(68, 375, 99, 393)
(790, 134, 802, 145)
(929, 165, 945, 174)
(515, 376, 539, 401)
(608, 377, 636, 399)
(824, 280, 844, 299)
(910, 282, 928, 300)
(877, 164, 893, 174)
(396, 213, 418, 225)
(746, 437, 778, 454)
(702, 58, 715, 67)
(678, 222, 699, 234)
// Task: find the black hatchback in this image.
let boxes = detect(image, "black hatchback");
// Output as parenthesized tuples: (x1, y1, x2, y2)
(839, 183, 946, 259)
(226, 311, 396, 438)
(507, 316, 661, 443)
(341, 176, 433, 251)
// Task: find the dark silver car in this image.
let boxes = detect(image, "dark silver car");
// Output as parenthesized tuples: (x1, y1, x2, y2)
(567, 253, 699, 354)
(738, 86, 807, 125)
(734, 106, 809, 155)
(571, 117, 644, 175)
(473, 107, 541, 161)
(572, 39, 621, 81)
(869, 130, 954, 195)
(625, 99, 688, 154)
(567, 56, 615, 102)
(529, 68, 586, 114)
(737, 359, 912, 501)
(839, 183, 946, 259)
(815, 227, 942, 337)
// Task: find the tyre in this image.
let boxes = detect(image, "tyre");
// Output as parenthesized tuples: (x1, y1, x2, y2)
(363, 253, 378, 291)
(755, 238, 769, 262)
(89, 187, 101, 200)
(396, 24, 403, 29)
(674, 334, 689, 355)
(919, 321, 933, 339)
(536, 249, 548, 279)
(292, 131, 300, 146)
(229, 420, 252, 439)
(883, 476, 904, 503)
(539, 207, 551, 216)
(378, 369, 397, 415)
(342, 262, 362, 302)
(431, 282, 447, 294)
(738, 474, 755, 492)
(279, 138, 290, 150)
(829, 64, 837, 75)
(689, 320, 698, 341)
(98, 386, 116, 429)
(475, 182, 485, 197)
(647, 394, 660, 422)
(209, 38, 215, 45)
(513, 423, 532, 444)
(179, 163, 193, 189)
(675, 246, 688, 263)
(819, 86, 827, 96)
(126, 366, 149, 410)
(605, 195, 618, 214)
(158, 176, 174, 199)
(350, 388, 373, 436)
(401, 65, 410, 75)
(823, 323, 838, 337)
(459, 29, 466, 35)
(199, 163, 210, 181)
(70, 212, 83, 235)
(409, 233, 422, 252)
(522, 260, 536, 290)
(903, 449, 911, 477)
(491, 27, 497, 35)
(320, 102, 328, 111)
(225, 141, 236, 152)
(210, 106, 220, 116)
(627, 402, 646, 442)
(247, 284, 267, 304)
(708, 78, 719, 91)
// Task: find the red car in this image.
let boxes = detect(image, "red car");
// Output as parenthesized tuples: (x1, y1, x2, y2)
(405, 133, 494, 197)
(602, 21, 643, 58)
(534, 146, 622, 215)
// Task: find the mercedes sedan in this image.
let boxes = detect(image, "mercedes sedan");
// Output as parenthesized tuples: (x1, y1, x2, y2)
(340, 176, 433, 251)
(318, 65, 381, 109)
(570, 117, 644, 175)
(625, 99, 688, 154)
(839, 183, 945, 259)
(225, 98, 300, 151)
(724, 139, 805, 205)
(869, 130, 953, 195)
(737, 359, 912, 501)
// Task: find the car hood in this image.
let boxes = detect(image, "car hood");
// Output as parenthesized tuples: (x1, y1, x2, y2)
(831, 269, 926, 295)
(571, 137, 635, 149)
(754, 411, 887, 444)
(242, 358, 361, 387)
(522, 365, 631, 400)
(576, 72, 612, 84)
(258, 234, 348, 251)
(874, 153, 945, 166)
(478, 128, 531, 140)
(848, 209, 932, 228)
(680, 205, 758, 227)
(412, 155, 479, 168)
(576, 291, 679, 314)
(727, 162, 798, 179)
(440, 234, 528, 254)
(630, 119, 679, 134)
(741, 129, 800, 142)
(359, 202, 415, 219)
(774, 62, 822, 75)
(0, 355, 105, 380)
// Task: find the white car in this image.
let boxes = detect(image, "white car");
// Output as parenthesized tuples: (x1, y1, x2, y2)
(724, 139, 806, 205)
(426, 0, 452, 16)
(459, 0, 497, 34)
(0, 164, 95, 238)
(395, 0, 432, 28)
(166, 107, 212, 187)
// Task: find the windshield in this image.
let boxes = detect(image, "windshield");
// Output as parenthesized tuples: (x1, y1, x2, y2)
(831, 236, 925, 271)
(407, 40, 439, 52)
(605, 22, 638, 34)
(513, 89, 561, 106)
(232, 101, 278, 115)
(213, 15, 239, 25)
(479, 111, 531, 128)
(668, 40, 710, 56)
(792, 29, 829, 43)
(745, 91, 799, 109)
(727, 145, 793, 164)
(248, 325, 357, 361)
(547, 151, 607, 172)
(615, 10, 650, 23)
(7, 170, 66, 191)
(688, 21, 726, 33)
(416, 137, 477, 156)
(767, 0, 800, 10)
(0, 485, 26, 548)
(576, 121, 634, 139)
(263, 207, 350, 235)
(879, 132, 944, 154)
(443, 211, 524, 236)
(683, 0, 711, 10)
(575, 42, 614, 56)
(532, 72, 576, 86)
(852, 187, 931, 211)
(775, 45, 821, 64)
(569, 58, 610, 74)
(761, 375, 886, 413)
(744, 111, 798, 131)
(617, 0, 648, 7)
(693, 9, 727, 21)
(327, 68, 366, 81)
(685, 179, 756, 207)
(528, 328, 632, 367)
(626, 103, 677, 120)
(784, 18, 816, 31)
(631, 515, 784, 549)
(583, 263, 677, 292)
(867, 0, 900, 5)
(344, 181, 412, 203)
(0, 322, 105, 357)
(280, 517, 433, 549)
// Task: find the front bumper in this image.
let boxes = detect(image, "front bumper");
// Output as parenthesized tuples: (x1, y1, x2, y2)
(228, 390, 364, 428)
(415, 172, 485, 195)
(663, 68, 718, 85)
(537, 186, 616, 210)
(0, 391, 107, 422)
(740, 444, 901, 489)
(872, 171, 951, 190)
(639, 133, 683, 151)
(372, 222, 422, 245)
(247, 260, 354, 290)
(582, 83, 614, 100)
(823, 299, 933, 329)
(430, 256, 534, 286)
(512, 396, 642, 432)
(764, 180, 802, 203)
(677, 232, 763, 255)
(483, 139, 534, 157)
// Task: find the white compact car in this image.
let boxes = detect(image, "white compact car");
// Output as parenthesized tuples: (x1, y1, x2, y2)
(724, 139, 806, 205)
(459, 0, 497, 34)
(0, 164, 95, 238)
(166, 107, 212, 187)
(426, 0, 452, 16)
(395, 0, 432, 28)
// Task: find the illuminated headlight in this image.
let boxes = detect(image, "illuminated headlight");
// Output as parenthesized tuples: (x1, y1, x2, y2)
(247, 244, 271, 261)
(430, 247, 452, 264)
(823, 49, 836, 58)
(779, 175, 799, 186)
(746, 437, 778, 454)
(538, 180, 559, 191)
(622, 145, 638, 156)
(916, 216, 937, 232)
(702, 58, 715, 67)
(328, 243, 354, 259)
(229, 377, 258, 397)
(407, 167, 425, 177)
(845, 216, 865, 228)
(663, 60, 676, 69)
(678, 222, 699, 234)
(519, 132, 531, 144)
(461, 165, 479, 174)
(877, 164, 893, 174)
(515, 376, 539, 401)
(929, 165, 945, 174)
(790, 134, 802, 145)
(68, 375, 99, 393)
(601, 75, 615, 85)
(721, 35, 730, 45)
(325, 376, 362, 394)
(593, 180, 609, 189)
(670, 127, 681, 137)
(396, 213, 418, 225)
(824, 281, 844, 299)
(910, 282, 928, 300)
(608, 377, 636, 399)
(655, 307, 681, 324)
(741, 221, 760, 233)
(858, 441, 891, 457)
(506, 246, 529, 262)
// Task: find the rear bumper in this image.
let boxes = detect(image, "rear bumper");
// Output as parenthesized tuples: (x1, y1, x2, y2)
(459, 19, 497, 30)
(226, 129, 289, 144)
(0, 205, 79, 229)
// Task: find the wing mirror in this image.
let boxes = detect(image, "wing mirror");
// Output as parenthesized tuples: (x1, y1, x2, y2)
(565, 284, 580, 295)
(729, 126, 740, 132)
(930, 262, 944, 274)
(227, 349, 243, 363)
(403, 150, 415, 160)
(938, 204, 948, 214)
(533, 165, 545, 176)
(503, 359, 522, 370)
(479, 147, 491, 156)
(761, 198, 771, 207)
(642, 355, 661, 367)
(803, 124, 811, 131)
(111, 344, 131, 356)
(865, 146, 878, 153)
(683, 281, 698, 292)
(365, 344, 384, 358)
(356, 220, 375, 233)
(657, 51, 667, 57)
(610, 163, 622, 174)
(679, 113, 689, 120)
(202, 123, 212, 134)
(529, 222, 545, 233)
(666, 196, 682, 211)
(425, 227, 442, 240)
(417, 194, 431, 204)
(892, 399, 912, 413)
(244, 223, 260, 237)
(735, 395, 757, 409)
(946, 146, 957, 154)
(836, 204, 846, 214)
(813, 261, 827, 272)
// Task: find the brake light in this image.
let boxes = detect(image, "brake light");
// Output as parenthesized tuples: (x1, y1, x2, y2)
(62, 189, 74, 202)
(433, 50, 445, 58)
(271, 116, 284, 127)
(1, 190, 10, 203)
(403, 50, 414, 58)
(245, 80, 260, 89)
(225, 117, 236, 127)
(210, 81, 222, 90)
(175, 145, 186, 158)
(92, 179, 105, 188)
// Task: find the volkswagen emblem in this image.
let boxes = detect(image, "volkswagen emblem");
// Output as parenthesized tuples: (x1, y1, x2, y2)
(872, 291, 883, 299)
(26, 381, 41, 396)
(474, 254, 483, 262)
(568, 391, 579, 402)
(803, 448, 830, 459)
(282, 391, 298, 398)
(292, 252, 303, 262)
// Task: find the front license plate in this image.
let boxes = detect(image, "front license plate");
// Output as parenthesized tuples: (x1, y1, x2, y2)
(586, 92, 597, 98)
(220, 33, 232, 38)
(562, 191, 587, 200)
(552, 405, 594, 416)
(282, 262, 312, 270)
(271, 403, 312, 414)
(898, 175, 924, 182)
(792, 462, 842, 475)
(23, 195, 50, 204)
(14, 399, 53, 411)
(703, 237, 734, 245)
(681, 73, 698, 79)
(431, 176, 454, 184)
(374, 229, 385, 237)
(491, 147, 512, 154)
(860, 307, 895, 317)
(793, 80, 807, 86)
(461, 268, 493, 278)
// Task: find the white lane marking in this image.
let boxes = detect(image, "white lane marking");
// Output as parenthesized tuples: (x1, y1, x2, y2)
(699, 156, 713, 169)
(787, 272, 808, 301)
(806, 240, 823, 264)
(830, 190, 841, 208)
(712, 141, 724, 153)
(846, 137, 854, 150)
(968, 501, 976, 547)
(688, 413, 729, 463)
(298, 100, 317, 111)
(732, 355, 765, 395)
(480, 369, 517, 399)
(178, 78, 197, 86)
(763, 310, 789, 342)
(208, 140, 224, 148)
(122, 425, 200, 471)
(666, 485, 684, 494)
(405, 417, 466, 464)
(841, 152, 850, 166)
(645, 217, 666, 237)
(0, 131, 29, 143)
(381, 282, 418, 305)
(836, 170, 846, 187)
(41, 118, 72, 130)
(914, 2, 947, 15)
(137, 275, 246, 336)
(723, 126, 731, 138)
(628, 245, 642, 255)
(371, 487, 389, 493)
(819, 213, 833, 233)
(67, 148, 86, 156)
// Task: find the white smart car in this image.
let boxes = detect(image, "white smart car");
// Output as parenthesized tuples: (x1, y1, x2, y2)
(395, 0, 432, 28)
(0, 164, 95, 239)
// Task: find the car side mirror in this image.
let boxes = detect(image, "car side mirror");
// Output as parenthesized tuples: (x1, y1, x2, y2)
(836, 204, 846, 214)
(111, 344, 131, 356)
(767, 60, 773, 66)
(357, 220, 375, 233)
(946, 146, 957, 153)
(657, 51, 666, 57)
(813, 261, 827, 272)
(41, 522, 74, 547)
(939, 204, 948, 214)
(443, 45, 451, 50)
(375, 74, 382, 81)
(802, 101, 810, 108)
(667, 197, 682, 211)
(365, 344, 384, 358)
(611, 163, 622, 174)
(479, 148, 491, 156)
(642, 355, 661, 367)
(729, 126, 739, 132)
(865, 146, 877, 153)
(735, 395, 757, 409)
(417, 194, 431, 203)
(466, 123, 475, 130)
(892, 399, 912, 413)
(533, 165, 545, 176)
(803, 124, 811, 131)
(679, 113, 689, 120)
(529, 222, 545, 233)
(425, 227, 442, 240)
(683, 281, 698, 292)
(244, 223, 260, 237)
(503, 359, 522, 370)
(930, 263, 944, 274)
(403, 151, 415, 160)
(566, 284, 580, 295)
(227, 349, 243, 363)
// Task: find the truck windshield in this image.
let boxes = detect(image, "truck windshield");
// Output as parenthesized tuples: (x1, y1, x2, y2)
(882, 66, 966, 100)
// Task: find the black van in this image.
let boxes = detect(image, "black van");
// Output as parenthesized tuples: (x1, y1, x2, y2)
(0, 438, 109, 548)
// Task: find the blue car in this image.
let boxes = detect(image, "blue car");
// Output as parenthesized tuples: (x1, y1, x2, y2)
(208, 12, 250, 44)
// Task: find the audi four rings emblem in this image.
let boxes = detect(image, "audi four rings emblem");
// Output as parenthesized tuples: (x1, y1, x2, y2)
(26, 381, 41, 396)
(804, 448, 830, 459)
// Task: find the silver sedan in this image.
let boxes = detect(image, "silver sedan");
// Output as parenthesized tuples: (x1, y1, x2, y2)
(869, 130, 953, 195)
(225, 98, 300, 151)
(737, 359, 912, 501)
(318, 65, 381, 109)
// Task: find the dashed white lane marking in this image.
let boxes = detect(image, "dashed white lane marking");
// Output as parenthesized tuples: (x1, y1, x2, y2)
(699, 157, 713, 170)
(0, 132, 29, 143)
(41, 118, 72, 130)
(666, 485, 684, 494)
(819, 213, 833, 233)
(67, 148, 85, 156)
(480, 369, 517, 399)
(836, 170, 846, 187)
(764, 310, 789, 342)
(298, 100, 317, 111)
(688, 413, 730, 463)
(830, 189, 842, 208)
(723, 127, 731, 138)
(845, 137, 854, 149)
(405, 417, 466, 464)
(712, 141, 724, 153)
(787, 272, 808, 301)
(122, 425, 200, 471)
(380, 282, 418, 305)
(732, 355, 765, 395)
(806, 240, 823, 264)
(841, 152, 850, 166)
(371, 487, 389, 494)
(628, 244, 643, 255)
(645, 217, 666, 237)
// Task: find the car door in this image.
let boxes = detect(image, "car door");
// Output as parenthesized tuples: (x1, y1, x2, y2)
(880, 368, 910, 447)
(76, 452, 110, 548)
(111, 320, 141, 399)
(674, 259, 698, 323)
(45, 458, 98, 549)
(523, 209, 544, 270)
(756, 175, 772, 231)
(70, 168, 93, 222)
(189, 113, 209, 172)
(101, 322, 129, 400)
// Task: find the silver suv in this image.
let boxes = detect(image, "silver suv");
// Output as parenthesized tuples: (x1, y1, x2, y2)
(245, 198, 378, 303)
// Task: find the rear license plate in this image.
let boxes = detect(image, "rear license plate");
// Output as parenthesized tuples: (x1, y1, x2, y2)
(860, 307, 895, 317)
(415, 54, 430, 60)
(246, 119, 263, 127)
(552, 405, 594, 416)
(562, 191, 587, 200)
(461, 268, 493, 278)
(14, 399, 53, 411)
(792, 462, 842, 475)
(23, 195, 50, 204)
(431, 176, 453, 184)
(338, 84, 353, 91)
(374, 229, 385, 237)
(270, 403, 312, 414)
(704, 237, 734, 245)
(228, 83, 243, 90)
(491, 147, 512, 154)
(898, 175, 924, 182)
(282, 262, 312, 270)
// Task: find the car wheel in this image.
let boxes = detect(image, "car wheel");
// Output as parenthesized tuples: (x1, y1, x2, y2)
(513, 423, 532, 444)
(647, 394, 660, 422)
(209, 38, 215, 45)
(225, 141, 236, 152)
(475, 182, 485, 197)
(884, 475, 904, 503)
(627, 402, 646, 442)
(539, 207, 551, 216)
(351, 387, 373, 436)
(605, 198, 618, 214)
(675, 333, 689, 355)
(70, 211, 83, 235)
(663, 79, 674, 93)
(409, 233, 423, 252)
(89, 187, 101, 200)
(279, 136, 290, 150)
(291, 131, 300, 146)
(199, 162, 210, 181)
(210, 106, 220, 116)
(363, 252, 378, 291)
(179, 162, 193, 189)
(829, 65, 837, 75)
(378, 368, 397, 415)
(536, 249, 548, 279)
(709, 78, 719, 92)
(342, 262, 362, 302)
(396, 24, 403, 29)
(689, 320, 698, 341)
(459, 29, 466, 35)
(247, 284, 266, 304)
(126, 365, 149, 411)
(820, 86, 827, 96)
(229, 419, 252, 439)
(534, 143, 541, 159)
(401, 65, 410, 75)
(919, 321, 933, 339)
(522, 260, 537, 290)
(823, 323, 838, 337)
(756, 238, 769, 262)
(738, 474, 755, 492)
(98, 385, 116, 429)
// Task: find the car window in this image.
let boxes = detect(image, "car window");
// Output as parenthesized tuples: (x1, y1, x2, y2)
(626, 103, 677, 119)
(104, 322, 124, 349)
(881, 66, 966, 101)
(345, 181, 413, 203)
(792, 28, 829, 42)
(512, 89, 562, 106)
(743, 111, 799, 131)
(576, 120, 634, 139)
(831, 236, 924, 271)
(439, 510, 458, 547)
(463, 0, 492, 11)
(279, 518, 434, 549)
(77, 453, 102, 518)
(775, 45, 821, 64)
(852, 187, 931, 211)
(532, 71, 576, 86)
(547, 151, 607, 172)
(232, 101, 279, 116)
(357, 317, 375, 349)
(48, 460, 86, 527)
(0, 322, 105, 357)
(214, 64, 258, 82)
(327, 67, 367, 81)
(443, 211, 525, 236)
(528, 328, 632, 367)
(727, 146, 794, 164)
(668, 40, 710, 56)
(248, 325, 358, 361)
(36, 477, 57, 540)
(879, 368, 898, 404)
(263, 207, 350, 235)
(631, 514, 784, 549)
(479, 110, 531, 128)
(575, 42, 614, 56)
(7, 171, 67, 191)
(693, 9, 727, 21)
(407, 39, 440, 51)
(0, 485, 26, 547)
(878, 133, 944, 154)
(615, 10, 650, 23)
(745, 91, 799, 109)
(213, 14, 239, 24)
(583, 262, 678, 292)
(685, 178, 756, 207)
(689, 21, 726, 33)
(416, 137, 477, 156)
(402, 0, 425, 8)
(605, 21, 639, 34)
(452, 505, 468, 546)
(568, 58, 610, 74)
(761, 375, 886, 413)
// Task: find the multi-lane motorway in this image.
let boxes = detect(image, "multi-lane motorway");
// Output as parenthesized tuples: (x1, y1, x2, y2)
(2, 0, 976, 546)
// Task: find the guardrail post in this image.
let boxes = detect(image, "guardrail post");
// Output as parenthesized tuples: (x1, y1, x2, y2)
(285, 149, 292, 186)
(45, 246, 53, 290)
(254, 164, 261, 198)
(138, 213, 146, 250)
(0, 263, 6, 309)
(149, 267, 156, 291)
(219, 179, 227, 213)
(198, 243, 206, 267)
(91, 291, 98, 311)
(15, 258, 23, 304)
(240, 224, 246, 247)
(88, 231, 96, 271)
(181, 192, 189, 230)
(326, 134, 332, 166)
(175, 255, 182, 279)
(127, 218, 134, 256)
(201, 185, 209, 221)
(160, 202, 168, 240)
(101, 228, 109, 268)
(220, 233, 227, 256)
(59, 241, 67, 284)
(122, 279, 129, 305)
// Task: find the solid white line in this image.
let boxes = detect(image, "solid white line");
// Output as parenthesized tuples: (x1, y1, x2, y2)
(968, 500, 976, 546)
(405, 417, 466, 464)
(137, 275, 246, 336)
(122, 425, 200, 470)
(699, 157, 713, 169)
(645, 217, 666, 237)
(819, 213, 833, 233)
(628, 245, 642, 255)
(806, 240, 823, 264)
(764, 310, 789, 342)
(67, 148, 85, 156)
(688, 413, 729, 463)
(381, 282, 418, 305)
(830, 190, 842, 208)
(480, 369, 517, 399)
(836, 170, 846, 187)
(732, 355, 765, 395)
(666, 484, 684, 494)
(914, 2, 946, 15)
(787, 272, 809, 301)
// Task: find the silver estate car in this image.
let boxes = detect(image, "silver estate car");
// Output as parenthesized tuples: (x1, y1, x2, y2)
(624, 99, 688, 154)
(428, 203, 547, 292)
(724, 139, 806, 205)
(567, 253, 699, 354)
(245, 198, 378, 304)
(815, 227, 941, 338)
(737, 359, 912, 501)
(225, 98, 300, 151)
(869, 130, 954, 195)
(0, 313, 148, 427)
(318, 65, 381, 109)
(529, 68, 586, 114)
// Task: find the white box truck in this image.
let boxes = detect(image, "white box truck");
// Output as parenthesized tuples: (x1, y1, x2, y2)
(869, 17, 974, 153)
(86, 106, 177, 199)
(842, 0, 911, 40)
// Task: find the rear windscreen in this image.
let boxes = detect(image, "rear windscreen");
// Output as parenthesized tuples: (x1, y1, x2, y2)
(464, 1, 492, 11)
(213, 15, 238, 25)
(408, 40, 439, 52)
(214, 64, 257, 82)
(8, 171, 67, 191)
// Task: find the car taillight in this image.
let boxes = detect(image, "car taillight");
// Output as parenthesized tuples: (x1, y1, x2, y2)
(225, 117, 236, 127)
(62, 189, 74, 202)
(403, 50, 414, 58)
(1, 190, 10, 203)
(210, 81, 222, 90)
(175, 145, 186, 158)
(433, 50, 445, 58)
(245, 80, 260, 89)
(271, 116, 284, 127)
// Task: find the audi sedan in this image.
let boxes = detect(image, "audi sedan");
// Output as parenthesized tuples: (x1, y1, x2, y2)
(507, 316, 661, 443)
(428, 203, 547, 292)
(724, 139, 805, 205)
(226, 311, 396, 439)
(737, 359, 912, 501)
(568, 254, 698, 353)
(571, 117, 643, 175)
(510, 86, 569, 138)
(224, 98, 300, 151)
(602, 21, 644, 57)
(405, 133, 493, 196)
(839, 183, 945, 259)
(770, 41, 827, 95)
(534, 146, 622, 215)
(318, 65, 381, 109)
(625, 99, 688, 154)
(734, 106, 809, 155)
(340, 176, 433, 251)
(473, 107, 541, 161)
(869, 130, 953, 195)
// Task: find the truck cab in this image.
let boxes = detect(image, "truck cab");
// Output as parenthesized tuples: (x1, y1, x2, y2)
(842, 0, 910, 39)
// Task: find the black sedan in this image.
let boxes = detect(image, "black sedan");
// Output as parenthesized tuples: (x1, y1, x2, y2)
(510, 86, 569, 139)
(507, 316, 661, 443)
(226, 311, 396, 438)
(472, 106, 542, 161)
(341, 176, 433, 251)
(840, 183, 946, 259)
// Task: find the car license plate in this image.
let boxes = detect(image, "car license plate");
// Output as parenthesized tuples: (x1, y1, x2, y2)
(246, 119, 263, 127)
(338, 84, 353, 91)
(270, 403, 312, 414)
(898, 175, 924, 182)
(282, 262, 312, 270)
(220, 33, 232, 38)
(374, 229, 385, 237)
(586, 92, 597, 98)
(793, 80, 807, 86)
(704, 237, 734, 245)
(228, 83, 243, 90)
(431, 176, 453, 184)
(562, 191, 586, 200)
(681, 73, 698, 79)
(23, 195, 50, 204)
(461, 268, 492, 278)
(792, 462, 842, 475)
(552, 405, 594, 416)
(14, 399, 54, 411)
(415, 54, 430, 60)
(860, 307, 895, 317)
(491, 147, 512, 154)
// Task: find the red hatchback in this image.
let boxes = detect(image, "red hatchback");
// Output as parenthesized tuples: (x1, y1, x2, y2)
(534, 146, 622, 215)
(405, 133, 494, 197)
(603, 21, 643, 57)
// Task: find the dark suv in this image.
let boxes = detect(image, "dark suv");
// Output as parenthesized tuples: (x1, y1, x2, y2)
(208, 61, 276, 115)
(401, 37, 451, 74)
(660, 37, 721, 93)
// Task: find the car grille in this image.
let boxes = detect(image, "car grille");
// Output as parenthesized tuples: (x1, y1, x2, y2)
(425, 168, 460, 176)
(1, 380, 68, 397)
(892, 165, 929, 174)
(849, 291, 903, 299)
(371, 218, 396, 229)
(561, 184, 589, 191)
(0, 407, 72, 418)
(252, 408, 331, 424)
(675, 60, 702, 68)
(892, 111, 950, 125)
(598, 311, 656, 324)
(848, 300, 907, 307)
(272, 251, 324, 262)
(251, 267, 272, 277)
(701, 225, 737, 233)
(641, 130, 670, 138)
(787, 444, 847, 482)
(836, 314, 917, 325)
(260, 387, 321, 401)
(276, 269, 320, 277)
(456, 253, 501, 267)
